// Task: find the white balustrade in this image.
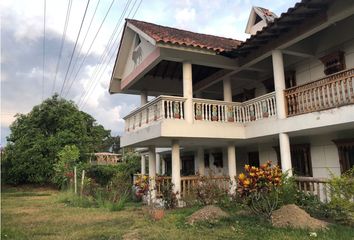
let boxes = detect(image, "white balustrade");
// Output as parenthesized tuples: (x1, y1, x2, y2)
(124, 96, 186, 132)
(193, 91, 276, 123)
(124, 93, 277, 132)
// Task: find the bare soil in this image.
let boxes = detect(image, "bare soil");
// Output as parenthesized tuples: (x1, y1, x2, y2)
(272, 204, 329, 230)
(187, 205, 229, 225)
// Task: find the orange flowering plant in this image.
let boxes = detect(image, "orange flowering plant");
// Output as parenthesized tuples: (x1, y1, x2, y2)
(237, 161, 283, 220)
(134, 175, 149, 199)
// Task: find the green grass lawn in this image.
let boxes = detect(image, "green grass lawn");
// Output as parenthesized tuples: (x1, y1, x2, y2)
(1, 186, 354, 240)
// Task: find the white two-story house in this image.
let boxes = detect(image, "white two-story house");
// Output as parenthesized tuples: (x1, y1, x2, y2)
(109, 0, 354, 198)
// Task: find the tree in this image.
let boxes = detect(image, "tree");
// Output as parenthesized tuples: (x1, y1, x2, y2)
(99, 135, 121, 153)
(2, 94, 110, 185)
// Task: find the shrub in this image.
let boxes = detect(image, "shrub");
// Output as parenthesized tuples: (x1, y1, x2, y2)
(52, 145, 80, 189)
(327, 168, 354, 226)
(85, 165, 121, 186)
(157, 180, 177, 209)
(237, 161, 282, 220)
(187, 175, 230, 206)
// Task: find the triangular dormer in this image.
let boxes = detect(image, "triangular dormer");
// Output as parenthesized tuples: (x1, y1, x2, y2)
(245, 6, 277, 35)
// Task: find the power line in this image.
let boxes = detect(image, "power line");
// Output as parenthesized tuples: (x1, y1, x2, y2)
(59, 0, 91, 97)
(42, 0, 46, 101)
(80, 0, 143, 109)
(80, 0, 142, 109)
(75, 0, 134, 104)
(63, 0, 101, 96)
(62, 0, 116, 98)
(52, 0, 73, 94)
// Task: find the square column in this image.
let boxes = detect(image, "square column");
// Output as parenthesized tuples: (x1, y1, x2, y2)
(279, 133, 293, 176)
(171, 140, 181, 198)
(227, 144, 237, 194)
(140, 91, 148, 106)
(197, 147, 205, 175)
(183, 62, 193, 123)
(156, 153, 161, 175)
(148, 146, 156, 200)
(272, 50, 287, 119)
(141, 154, 146, 175)
(223, 77, 232, 102)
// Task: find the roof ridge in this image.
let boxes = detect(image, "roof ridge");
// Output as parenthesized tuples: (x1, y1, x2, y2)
(126, 18, 242, 43)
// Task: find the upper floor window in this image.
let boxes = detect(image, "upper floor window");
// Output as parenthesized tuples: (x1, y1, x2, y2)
(319, 51, 346, 75)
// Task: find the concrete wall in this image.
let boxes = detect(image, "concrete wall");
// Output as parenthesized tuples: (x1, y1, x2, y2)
(257, 135, 342, 178)
(294, 38, 354, 86)
(122, 33, 156, 79)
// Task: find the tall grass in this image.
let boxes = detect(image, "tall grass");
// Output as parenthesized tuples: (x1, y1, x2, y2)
(56, 190, 128, 211)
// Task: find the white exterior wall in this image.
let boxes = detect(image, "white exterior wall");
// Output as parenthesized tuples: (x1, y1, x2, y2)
(294, 40, 354, 86)
(309, 136, 341, 178)
(257, 136, 342, 178)
(122, 34, 156, 79)
(259, 143, 278, 166)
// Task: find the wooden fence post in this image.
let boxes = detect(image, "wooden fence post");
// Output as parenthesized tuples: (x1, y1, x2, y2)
(80, 170, 85, 196)
(74, 166, 77, 194)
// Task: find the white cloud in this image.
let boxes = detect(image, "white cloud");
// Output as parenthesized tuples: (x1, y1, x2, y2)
(174, 8, 196, 28)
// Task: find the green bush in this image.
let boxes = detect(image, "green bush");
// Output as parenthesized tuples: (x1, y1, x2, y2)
(85, 165, 121, 186)
(52, 145, 80, 189)
(157, 180, 177, 209)
(327, 168, 354, 226)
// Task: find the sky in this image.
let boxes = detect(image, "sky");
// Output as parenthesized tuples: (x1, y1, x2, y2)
(0, 0, 299, 146)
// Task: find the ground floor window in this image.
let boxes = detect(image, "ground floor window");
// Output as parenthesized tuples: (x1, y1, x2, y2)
(333, 139, 354, 173)
(274, 144, 312, 176)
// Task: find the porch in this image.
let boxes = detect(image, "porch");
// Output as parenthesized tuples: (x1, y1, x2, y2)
(134, 174, 331, 202)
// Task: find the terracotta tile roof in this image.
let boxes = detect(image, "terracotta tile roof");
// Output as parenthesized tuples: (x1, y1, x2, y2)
(127, 19, 242, 53)
(225, 0, 330, 58)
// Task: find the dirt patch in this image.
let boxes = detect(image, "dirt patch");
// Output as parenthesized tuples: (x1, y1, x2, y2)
(122, 229, 141, 240)
(187, 205, 229, 225)
(272, 204, 328, 230)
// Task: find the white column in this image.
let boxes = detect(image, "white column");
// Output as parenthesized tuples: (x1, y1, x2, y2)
(197, 147, 205, 175)
(141, 154, 146, 175)
(148, 146, 156, 200)
(171, 140, 181, 197)
(279, 133, 293, 176)
(140, 91, 148, 106)
(156, 153, 161, 175)
(223, 77, 232, 102)
(227, 143, 237, 194)
(183, 62, 193, 123)
(272, 50, 287, 119)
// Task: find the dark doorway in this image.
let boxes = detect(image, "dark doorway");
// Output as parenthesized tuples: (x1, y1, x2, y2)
(182, 155, 195, 176)
(248, 151, 260, 167)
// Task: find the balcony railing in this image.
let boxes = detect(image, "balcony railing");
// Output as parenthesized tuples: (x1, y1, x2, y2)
(124, 95, 186, 132)
(193, 91, 276, 123)
(285, 68, 354, 116)
(294, 176, 330, 203)
(124, 92, 277, 132)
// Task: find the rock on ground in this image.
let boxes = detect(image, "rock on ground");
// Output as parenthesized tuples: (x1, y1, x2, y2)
(187, 205, 229, 225)
(272, 204, 328, 230)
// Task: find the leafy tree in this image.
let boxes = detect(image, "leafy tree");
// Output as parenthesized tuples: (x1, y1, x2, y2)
(52, 145, 80, 189)
(2, 94, 110, 185)
(99, 135, 121, 153)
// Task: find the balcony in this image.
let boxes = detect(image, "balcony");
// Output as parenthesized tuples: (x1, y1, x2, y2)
(124, 92, 277, 133)
(285, 68, 354, 116)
